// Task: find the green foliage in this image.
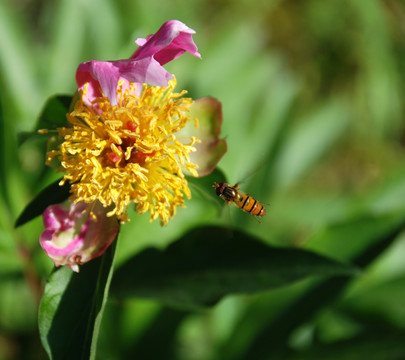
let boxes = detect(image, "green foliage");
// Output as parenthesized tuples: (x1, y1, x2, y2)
(14, 179, 71, 228)
(111, 226, 357, 309)
(187, 167, 227, 208)
(39, 239, 117, 360)
(18, 95, 73, 145)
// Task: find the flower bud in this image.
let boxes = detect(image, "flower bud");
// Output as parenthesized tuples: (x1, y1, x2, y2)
(40, 201, 119, 272)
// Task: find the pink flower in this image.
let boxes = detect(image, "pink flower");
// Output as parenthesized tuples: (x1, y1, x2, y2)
(76, 20, 201, 106)
(40, 202, 119, 272)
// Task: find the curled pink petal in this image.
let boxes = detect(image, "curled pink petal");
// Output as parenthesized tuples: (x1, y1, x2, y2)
(132, 20, 201, 65)
(39, 202, 119, 272)
(75, 20, 200, 106)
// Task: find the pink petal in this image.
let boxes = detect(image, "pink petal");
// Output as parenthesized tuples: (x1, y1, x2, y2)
(76, 62, 105, 100)
(132, 20, 201, 65)
(39, 229, 56, 243)
(40, 235, 84, 257)
(39, 202, 120, 271)
(76, 61, 120, 105)
(115, 58, 173, 87)
(43, 205, 67, 229)
(75, 20, 200, 105)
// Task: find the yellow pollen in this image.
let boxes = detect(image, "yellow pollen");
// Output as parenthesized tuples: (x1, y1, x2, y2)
(47, 78, 199, 225)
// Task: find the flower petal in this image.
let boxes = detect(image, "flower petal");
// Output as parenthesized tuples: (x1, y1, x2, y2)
(116, 58, 174, 87)
(75, 20, 200, 106)
(39, 202, 119, 271)
(76, 61, 120, 105)
(188, 97, 227, 176)
(132, 20, 201, 65)
(42, 204, 67, 229)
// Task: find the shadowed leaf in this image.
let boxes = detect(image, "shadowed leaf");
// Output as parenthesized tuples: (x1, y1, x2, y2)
(15, 178, 70, 228)
(187, 167, 227, 208)
(18, 95, 73, 144)
(37, 95, 72, 130)
(111, 226, 358, 309)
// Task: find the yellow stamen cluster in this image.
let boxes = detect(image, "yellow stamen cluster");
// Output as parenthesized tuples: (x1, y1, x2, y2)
(46, 79, 199, 225)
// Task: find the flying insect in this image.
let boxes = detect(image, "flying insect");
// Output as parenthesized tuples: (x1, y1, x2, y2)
(213, 182, 266, 217)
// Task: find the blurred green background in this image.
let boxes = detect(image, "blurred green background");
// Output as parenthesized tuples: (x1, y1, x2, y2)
(2, 0, 405, 359)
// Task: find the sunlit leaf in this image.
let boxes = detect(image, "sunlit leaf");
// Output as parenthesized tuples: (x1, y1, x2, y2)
(38, 238, 117, 360)
(342, 275, 405, 328)
(232, 212, 405, 359)
(287, 327, 405, 360)
(111, 226, 357, 309)
(272, 100, 349, 189)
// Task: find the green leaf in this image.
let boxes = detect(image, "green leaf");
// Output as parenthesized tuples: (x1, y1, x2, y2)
(288, 327, 405, 360)
(110, 226, 357, 309)
(121, 308, 187, 359)
(15, 178, 70, 228)
(231, 212, 405, 359)
(39, 238, 118, 360)
(343, 275, 405, 328)
(18, 95, 72, 144)
(36, 95, 72, 130)
(272, 99, 349, 189)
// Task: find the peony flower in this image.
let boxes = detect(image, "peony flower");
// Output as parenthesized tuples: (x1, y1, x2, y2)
(47, 79, 200, 225)
(76, 20, 201, 106)
(40, 202, 119, 272)
(42, 20, 226, 226)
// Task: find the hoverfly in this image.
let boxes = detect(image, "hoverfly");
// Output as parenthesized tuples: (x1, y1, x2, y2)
(213, 182, 266, 218)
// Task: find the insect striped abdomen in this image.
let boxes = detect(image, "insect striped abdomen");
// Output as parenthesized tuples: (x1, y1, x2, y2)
(213, 182, 266, 218)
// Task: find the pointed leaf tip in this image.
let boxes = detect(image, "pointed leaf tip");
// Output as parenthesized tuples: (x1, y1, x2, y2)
(15, 179, 71, 228)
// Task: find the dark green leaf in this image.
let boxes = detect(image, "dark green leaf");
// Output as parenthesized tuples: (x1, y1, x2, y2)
(37, 95, 72, 130)
(39, 238, 118, 360)
(187, 167, 227, 208)
(123, 308, 187, 359)
(111, 226, 357, 309)
(18, 95, 72, 144)
(15, 178, 71, 228)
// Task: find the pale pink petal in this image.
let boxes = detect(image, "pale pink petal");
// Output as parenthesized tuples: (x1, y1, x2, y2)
(116, 58, 174, 87)
(188, 97, 227, 176)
